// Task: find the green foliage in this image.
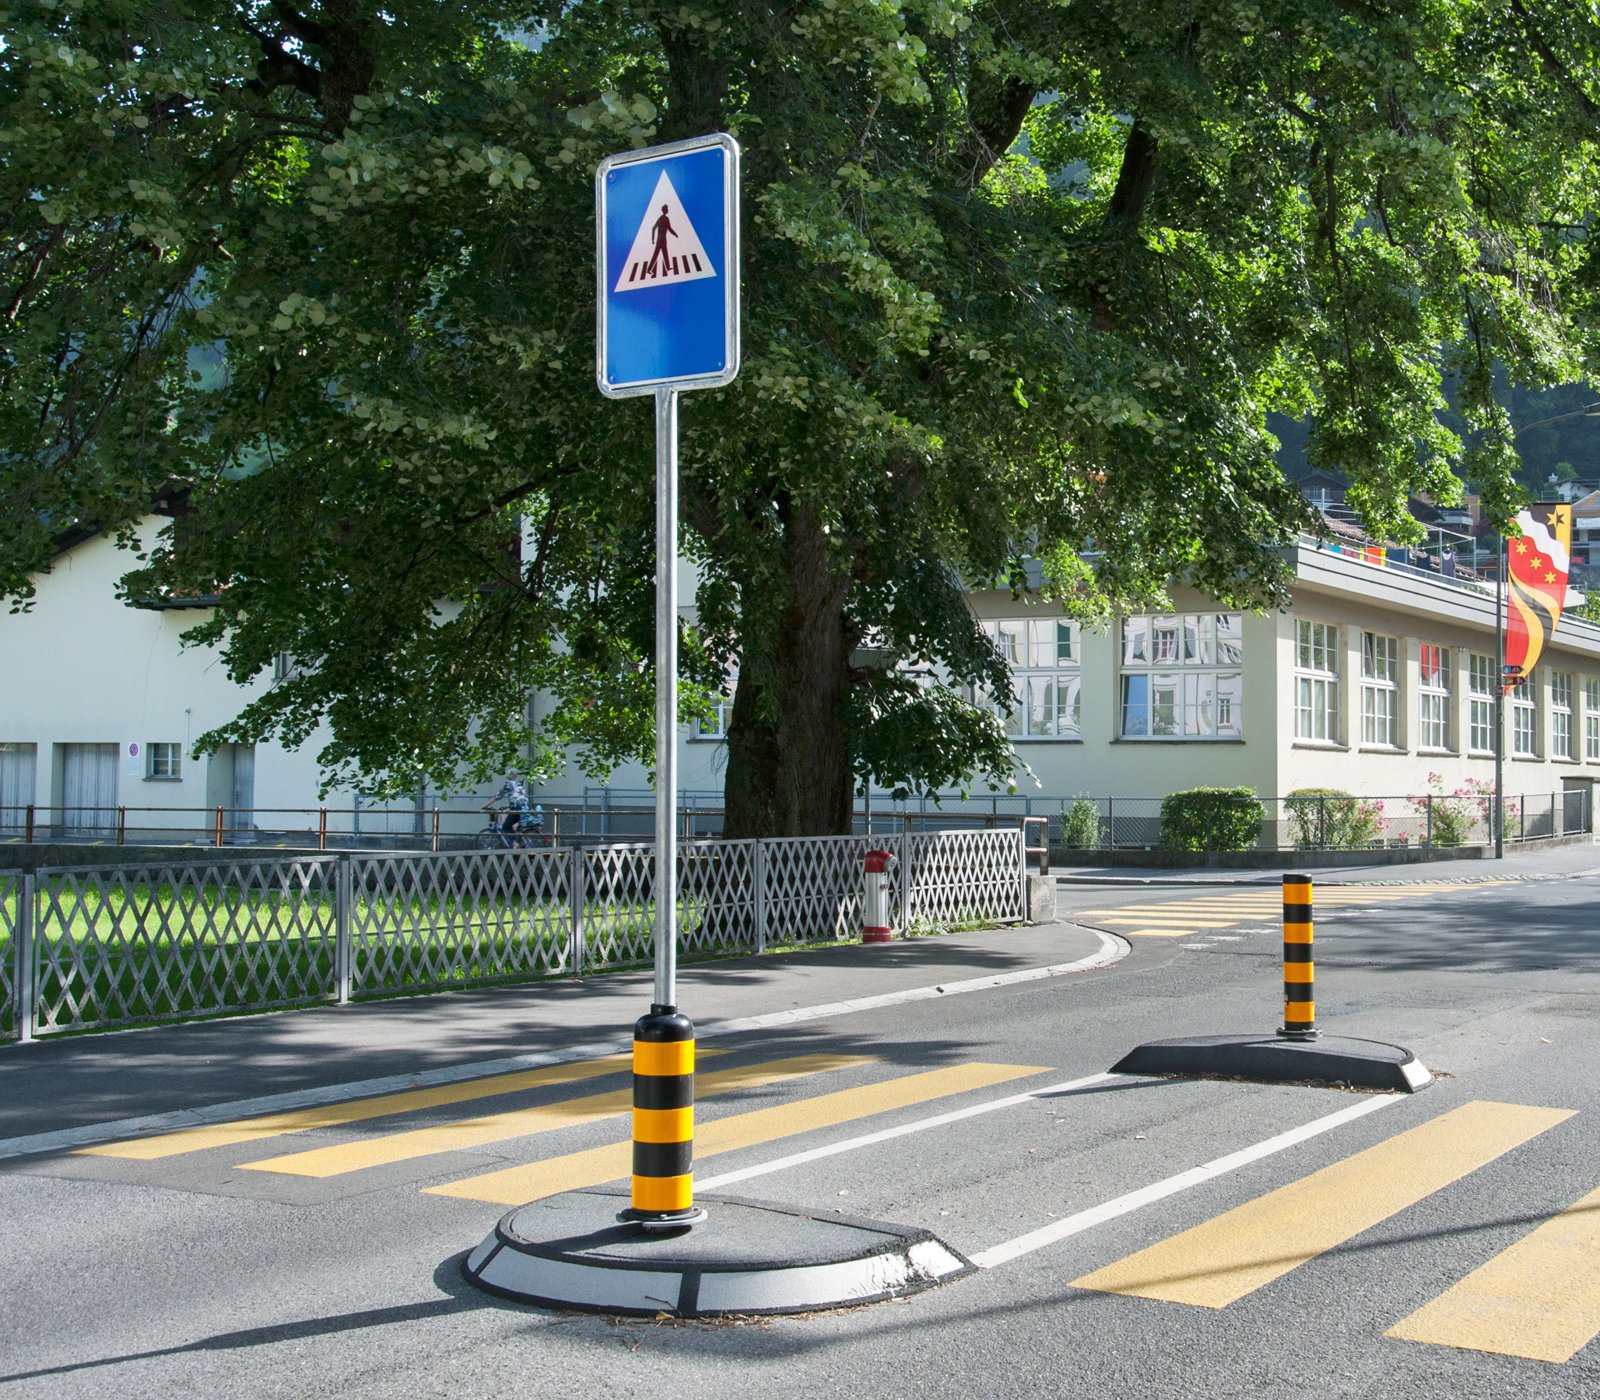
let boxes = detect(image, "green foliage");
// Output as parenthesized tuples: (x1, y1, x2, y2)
(1060, 796, 1102, 849)
(4, 1, 1599, 824)
(1158, 787, 1263, 853)
(1284, 788, 1385, 850)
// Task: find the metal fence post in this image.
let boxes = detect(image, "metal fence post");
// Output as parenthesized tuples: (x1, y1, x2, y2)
(753, 840, 767, 956)
(13, 876, 34, 1043)
(899, 830, 912, 932)
(569, 846, 585, 975)
(1107, 796, 1116, 849)
(1426, 793, 1433, 846)
(1016, 823, 1028, 921)
(15, 874, 35, 1044)
(335, 858, 353, 1005)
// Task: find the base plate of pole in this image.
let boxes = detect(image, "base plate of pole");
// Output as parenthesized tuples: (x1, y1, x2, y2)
(464, 1189, 973, 1317)
(1110, 1033, 1432, 1093)
(616, 1205, 709, 1232)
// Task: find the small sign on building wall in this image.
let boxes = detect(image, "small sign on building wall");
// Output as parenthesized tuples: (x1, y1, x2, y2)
(126, 741, 141, 777)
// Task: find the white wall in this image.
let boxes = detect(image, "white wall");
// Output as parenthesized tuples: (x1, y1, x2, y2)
(0, 523, 354, 834)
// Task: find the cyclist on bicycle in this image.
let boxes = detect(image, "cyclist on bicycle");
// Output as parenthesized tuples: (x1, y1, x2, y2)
(483, 776, 531, 838)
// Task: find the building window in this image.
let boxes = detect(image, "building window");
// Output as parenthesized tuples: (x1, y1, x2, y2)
(983, 619, 1082, 739)
(1587, 678, 1600, 761)
(273, 652, 299, 682)
(1552, 671, 1574, 759)
(145, 742, 182, 781)
(1120, 613, 1243, 739)
(1294, 620, 1339, 743)
(1360, 632, 1400, 747)
(1511, 674, 1539, 757)
(693, 676, 735, 740)
(1417, 644, 1451, 751)
(1469, 653, 1496, 754)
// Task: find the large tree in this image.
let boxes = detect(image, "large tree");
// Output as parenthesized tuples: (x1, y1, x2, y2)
(4, 1, 1598, 833)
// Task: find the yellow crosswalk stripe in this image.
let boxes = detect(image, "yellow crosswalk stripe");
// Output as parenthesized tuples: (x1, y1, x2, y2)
(1110, 928, 1238, 940)
(240, 1054, 870, 1178)
(1069, 1101, 1574, 1309)
(425, 1061, 1050, 1206)
(75, 1051, 707, 1161)
(1096, 917, 1246, 929)
(1387, 1183, 1600, 1363)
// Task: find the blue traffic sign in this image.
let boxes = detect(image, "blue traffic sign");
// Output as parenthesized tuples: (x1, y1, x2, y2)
(596, 134, 740, 397)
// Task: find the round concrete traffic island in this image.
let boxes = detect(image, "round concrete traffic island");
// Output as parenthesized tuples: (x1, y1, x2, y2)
(463, 1188, 974, 1317)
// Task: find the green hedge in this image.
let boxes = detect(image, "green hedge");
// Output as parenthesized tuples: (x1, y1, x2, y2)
(1157, 786, 1263, 852)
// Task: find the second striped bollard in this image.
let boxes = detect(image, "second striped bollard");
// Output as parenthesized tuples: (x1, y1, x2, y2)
(1279, 872, 1318, 1041)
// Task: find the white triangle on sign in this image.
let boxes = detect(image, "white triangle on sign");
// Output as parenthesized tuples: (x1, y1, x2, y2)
(613, 171, 717, 293)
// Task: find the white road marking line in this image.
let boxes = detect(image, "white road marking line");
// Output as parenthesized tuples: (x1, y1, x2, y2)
(696, 1072, 1117, 1193)
(969, 1094, 1402, 1269)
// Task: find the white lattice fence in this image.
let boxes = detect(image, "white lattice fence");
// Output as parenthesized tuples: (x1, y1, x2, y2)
(761, 834, 874, 945)
(906, 829, 1024, 928)
(350, 849, 576, 995)
(3, 828, 1026, 1037)
(30, 858, 340, 1033)
(580, 845, 658, 969)
(678, 839, 759, 955)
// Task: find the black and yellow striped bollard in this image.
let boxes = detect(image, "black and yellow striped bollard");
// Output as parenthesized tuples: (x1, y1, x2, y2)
(618, 1005, 707, 1230)
(1279, 873, 1319, 1042)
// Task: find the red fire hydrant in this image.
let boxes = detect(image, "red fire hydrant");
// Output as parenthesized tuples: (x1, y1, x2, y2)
(862, 848, 895, 943)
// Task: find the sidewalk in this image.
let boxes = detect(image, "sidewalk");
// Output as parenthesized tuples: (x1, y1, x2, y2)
(0, 918, 1118, 1151)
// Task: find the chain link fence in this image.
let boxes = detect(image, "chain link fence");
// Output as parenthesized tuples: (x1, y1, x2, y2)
(1049, 788, 1591, 853)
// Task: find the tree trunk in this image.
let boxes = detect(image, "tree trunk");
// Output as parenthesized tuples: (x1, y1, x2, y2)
(722, 499, 856, 837)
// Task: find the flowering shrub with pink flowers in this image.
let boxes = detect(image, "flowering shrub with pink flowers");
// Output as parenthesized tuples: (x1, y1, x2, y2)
(1407, 773, 1511, 846)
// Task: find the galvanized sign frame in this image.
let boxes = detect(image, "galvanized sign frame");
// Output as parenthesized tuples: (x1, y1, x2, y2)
(595, 132, 741, 398)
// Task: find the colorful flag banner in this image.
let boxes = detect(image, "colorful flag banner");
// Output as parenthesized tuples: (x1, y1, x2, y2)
(1504, 502, 1573, 688)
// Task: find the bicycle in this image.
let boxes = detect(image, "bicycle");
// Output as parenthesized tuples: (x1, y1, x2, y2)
(477, 808, 552, 850)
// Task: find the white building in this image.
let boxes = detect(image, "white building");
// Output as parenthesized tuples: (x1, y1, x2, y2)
(4, 522, 1598, 844)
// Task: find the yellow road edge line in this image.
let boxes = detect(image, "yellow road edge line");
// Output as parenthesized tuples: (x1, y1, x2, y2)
(74, 1051, 706, 1160)
(1386, 1182, 1600, 1363)
(1068, 1101, 1575, 1310)
(239, 1054, 871, 1178)
(424, 1061, 1051, 1206)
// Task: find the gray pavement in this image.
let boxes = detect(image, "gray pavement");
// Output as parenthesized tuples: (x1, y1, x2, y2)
(3, 839, 1596, 1154)
(0, 917, 1117, 1150)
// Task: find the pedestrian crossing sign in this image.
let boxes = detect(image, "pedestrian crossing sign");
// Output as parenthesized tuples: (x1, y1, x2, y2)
(596, 133, 740, 397)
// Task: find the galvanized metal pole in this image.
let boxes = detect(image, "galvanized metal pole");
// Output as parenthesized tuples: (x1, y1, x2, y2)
(654, 384, 679, 1012)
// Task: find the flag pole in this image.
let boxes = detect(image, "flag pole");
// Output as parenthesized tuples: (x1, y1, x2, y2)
(1494, 532, 1505, 859)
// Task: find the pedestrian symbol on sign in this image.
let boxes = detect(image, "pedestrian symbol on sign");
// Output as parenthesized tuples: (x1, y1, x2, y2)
(613, 172, 717, 293)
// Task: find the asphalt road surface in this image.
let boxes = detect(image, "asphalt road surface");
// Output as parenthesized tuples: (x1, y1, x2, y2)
(4, 861, 1600, 1399)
